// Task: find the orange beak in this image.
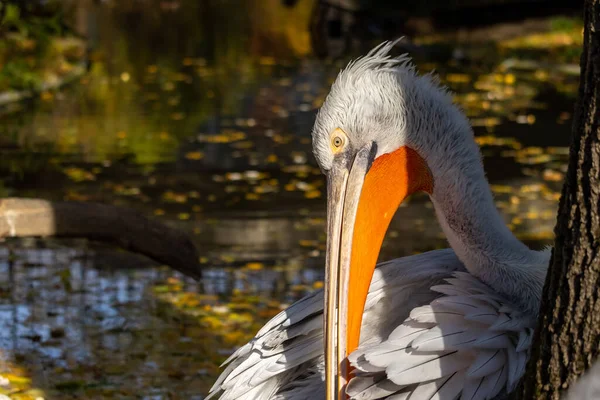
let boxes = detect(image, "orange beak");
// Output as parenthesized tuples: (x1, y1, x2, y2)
(324, 143, 433, 399)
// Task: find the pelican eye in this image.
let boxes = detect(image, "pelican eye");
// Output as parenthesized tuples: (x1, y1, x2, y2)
(330, 128, 347, 153)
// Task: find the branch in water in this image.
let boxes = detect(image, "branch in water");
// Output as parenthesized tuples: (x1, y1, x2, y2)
(0, 198, 202, 279)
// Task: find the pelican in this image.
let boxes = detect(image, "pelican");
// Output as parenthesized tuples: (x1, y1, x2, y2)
(207, 41, 549, 400)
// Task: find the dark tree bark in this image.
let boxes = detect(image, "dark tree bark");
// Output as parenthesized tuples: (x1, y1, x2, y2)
(0, 198, 202, 280)
(516, 0, 600, 398)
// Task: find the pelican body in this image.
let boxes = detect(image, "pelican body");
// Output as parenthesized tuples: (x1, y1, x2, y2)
(207, 42, 549, 400)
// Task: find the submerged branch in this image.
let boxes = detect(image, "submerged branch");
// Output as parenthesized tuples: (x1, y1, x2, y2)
(0, 198, 202, 279)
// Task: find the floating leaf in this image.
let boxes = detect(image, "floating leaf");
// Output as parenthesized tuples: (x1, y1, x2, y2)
(185, 151, 204, 160)
(246, 262, 264, 271)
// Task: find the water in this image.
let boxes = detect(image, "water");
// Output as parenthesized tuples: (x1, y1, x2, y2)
(0, 1, 579, 398)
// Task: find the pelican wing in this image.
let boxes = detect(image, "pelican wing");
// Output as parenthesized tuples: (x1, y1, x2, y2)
(347, 271, 537, 400)
(207, 249, 463, 400)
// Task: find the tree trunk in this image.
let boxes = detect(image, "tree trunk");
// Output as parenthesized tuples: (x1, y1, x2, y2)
(0, 198, 202, 280)
(516, 0, 600, 398)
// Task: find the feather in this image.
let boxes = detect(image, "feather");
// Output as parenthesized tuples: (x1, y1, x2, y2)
(470, 294, 502, 310)
(388, 321, 435, 344)
(498, 305, 515, 314)
(472, 331, 512, 350)
(387, 389, 414, 400)
(255, 290, 322, 337)
(220, 342, 250, 367)
(265, 337, 322, 375)
(467, 350, 506, 378)
(443, 276, 477, 291)
(432, 371, 467, 400)
(507, 346, 527, 391)
(410, 371, 466, 400)
(461, 377, 486, 400)
(430, 284, 471, 297)
(360, 343, 413, 370)
(352, 354, 387, 373)
(208, 243, 540, 400)
(222, 352, 263, 387)
(431, 296, 495, 316)
(463, 311, 499, 326)
(516, 328, 533, 352)
(387, 350, 473, 385)
(489, 313, 530, 332)
(223, 330, 320, 389)
(409, 305, 464, 325)
(411, 324, 484, 351)
(478, 365, 507, 400)
(262, 314, 322, 349)
(346, 373, 406, 399)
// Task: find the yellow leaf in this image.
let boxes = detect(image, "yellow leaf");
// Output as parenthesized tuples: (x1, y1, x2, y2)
(490, 185, 513, 194)
(221, 255, 236, 263)
(40, 91, 53, 101)
(304, 190, 321, 199)
(445, 73, 470, 83)
(259, 56, 276, 66)
(246, 262, 264, 271)
(4, 373, 32, 386)
(185, 151, 204, 160)
(231, 141, 254, 149)
(543, 169, 563, 182)
(159, 131, 171, 140)
(223, 331, 245, 345)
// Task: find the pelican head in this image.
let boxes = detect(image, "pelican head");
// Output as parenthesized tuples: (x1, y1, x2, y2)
(313, 41, 478, 399)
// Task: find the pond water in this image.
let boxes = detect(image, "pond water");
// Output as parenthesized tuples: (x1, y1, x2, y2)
(0, 1, 580, 399)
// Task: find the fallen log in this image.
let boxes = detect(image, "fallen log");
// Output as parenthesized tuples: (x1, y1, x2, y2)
(0, 198, 202, 279)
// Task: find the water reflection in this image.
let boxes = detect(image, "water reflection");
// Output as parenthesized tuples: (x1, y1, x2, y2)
(0, 242, 319, 398)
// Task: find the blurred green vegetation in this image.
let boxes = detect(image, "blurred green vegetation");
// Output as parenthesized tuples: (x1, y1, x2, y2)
(0, 1, 84, 92)
(0, 0, 318, 169)
(550, 15, 581, 32)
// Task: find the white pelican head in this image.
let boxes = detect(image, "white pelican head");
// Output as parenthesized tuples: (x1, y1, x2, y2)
(313, 41, 481, 399)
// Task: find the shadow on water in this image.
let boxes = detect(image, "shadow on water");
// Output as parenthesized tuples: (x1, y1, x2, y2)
(0, 0, 582, 397)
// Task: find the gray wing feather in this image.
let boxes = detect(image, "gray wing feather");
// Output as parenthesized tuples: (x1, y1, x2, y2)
(410, 371, 466, 400)
(387, 350, 473, 385)
(467, 350, 506, 378)
(208, 249, 462, 399)
(209, 249, 537, 399)
(349, 271, 537, 400)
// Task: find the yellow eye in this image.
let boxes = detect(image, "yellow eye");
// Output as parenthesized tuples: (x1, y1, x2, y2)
(330, 128, 347, 153)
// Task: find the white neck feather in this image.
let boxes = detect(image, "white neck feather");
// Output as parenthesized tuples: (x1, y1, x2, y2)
(311, 42, 549, 314)
(408, 88, 548, 315)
